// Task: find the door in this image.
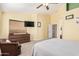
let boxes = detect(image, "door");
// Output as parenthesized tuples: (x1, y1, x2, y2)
(52, 24, 57, 38)
(48, 24, 57, 39)
(48, 24, 52, 39)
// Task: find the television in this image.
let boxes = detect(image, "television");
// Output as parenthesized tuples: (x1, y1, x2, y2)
(24, 21, 34, 27)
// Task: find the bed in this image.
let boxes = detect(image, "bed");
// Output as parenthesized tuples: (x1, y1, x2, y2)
(32, 39, 79, 56)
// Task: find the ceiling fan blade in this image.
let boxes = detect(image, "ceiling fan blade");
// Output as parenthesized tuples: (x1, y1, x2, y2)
(36, 4, 43, 9)
(46, 6, 49, 10)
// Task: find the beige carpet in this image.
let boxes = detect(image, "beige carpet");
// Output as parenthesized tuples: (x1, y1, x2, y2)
(19, 40, 43, 56)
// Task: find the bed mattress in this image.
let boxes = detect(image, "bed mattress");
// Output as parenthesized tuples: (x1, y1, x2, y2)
(32, 39, 79, 56)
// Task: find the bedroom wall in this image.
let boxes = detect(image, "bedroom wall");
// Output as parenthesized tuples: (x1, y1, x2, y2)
(51, 3, 79, 40)
(1, 4, 79, 40)
(0, 11, 3, 36)
(1, 12, 50, 40)
(37, 14, 50, 40)
(50, 4, 66, 39)
(63, 8, 79, 40)
(0, 12, 2, 35)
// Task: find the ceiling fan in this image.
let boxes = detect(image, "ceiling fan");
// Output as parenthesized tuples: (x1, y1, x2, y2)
(36, 3, 49, 10)
(36, 3, 58, 10)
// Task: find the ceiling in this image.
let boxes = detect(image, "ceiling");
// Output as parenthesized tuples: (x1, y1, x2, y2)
(0, 3, 62, 15)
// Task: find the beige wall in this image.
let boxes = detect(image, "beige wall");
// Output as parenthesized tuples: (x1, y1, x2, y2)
(0, 12, 2, 35)
(1, 3, 79, 40)
(63, 8, 79, 40)
(50, 4, 66, 39)
(51, 3, 79, 40)
(0, 12, 50, 40)
(0, 12, 3, 36)
(37, 14, 50, 40)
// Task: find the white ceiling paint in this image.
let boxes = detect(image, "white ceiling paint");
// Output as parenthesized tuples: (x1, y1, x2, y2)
(0, 3, 62, 15)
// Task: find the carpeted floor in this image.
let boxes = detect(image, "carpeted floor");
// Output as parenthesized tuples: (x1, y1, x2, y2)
(19, 40, 43, 56)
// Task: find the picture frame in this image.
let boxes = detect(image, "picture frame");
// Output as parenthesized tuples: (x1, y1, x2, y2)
(65, 14, 74, 20)
(37, 22, 41, 27)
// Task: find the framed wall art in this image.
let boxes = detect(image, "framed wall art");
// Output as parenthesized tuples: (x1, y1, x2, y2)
(37, 22, 41, 27)
(65, 14, 74, 20)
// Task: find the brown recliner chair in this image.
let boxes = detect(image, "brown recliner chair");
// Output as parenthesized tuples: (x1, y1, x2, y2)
(0, 42, 21, 56)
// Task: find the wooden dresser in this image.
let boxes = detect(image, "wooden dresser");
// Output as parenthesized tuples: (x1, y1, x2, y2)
(9, 33, 30, 44)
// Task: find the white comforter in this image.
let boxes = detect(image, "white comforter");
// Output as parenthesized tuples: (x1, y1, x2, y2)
(32, 39, 79, 56)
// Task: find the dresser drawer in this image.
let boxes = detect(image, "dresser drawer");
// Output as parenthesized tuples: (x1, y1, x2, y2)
(9, 34, 30, 43)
